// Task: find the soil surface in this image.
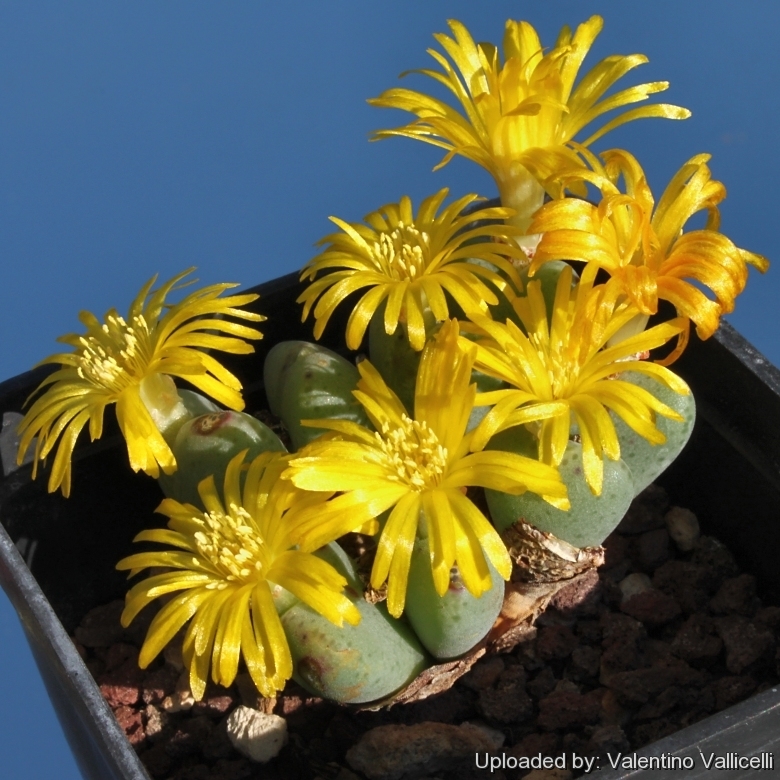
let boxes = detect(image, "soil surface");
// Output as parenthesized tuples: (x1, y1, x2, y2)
(72, 484, 780, 780)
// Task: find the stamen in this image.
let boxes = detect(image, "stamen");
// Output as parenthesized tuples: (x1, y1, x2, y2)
(193, 508, 268, 583)
(375, 415, 448, 490)
(75, 313, 148, 391)
(370, 225, 431, 281)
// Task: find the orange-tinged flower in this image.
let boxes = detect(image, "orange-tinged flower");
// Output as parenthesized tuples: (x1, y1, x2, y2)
(529, 149, 769, 361)
(370, 15, 689, 232)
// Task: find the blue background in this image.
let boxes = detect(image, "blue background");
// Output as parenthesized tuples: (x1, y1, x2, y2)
(1, 2, 778, 777)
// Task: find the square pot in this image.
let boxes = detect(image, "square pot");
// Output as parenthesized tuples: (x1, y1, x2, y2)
(1, 271, 779, 779)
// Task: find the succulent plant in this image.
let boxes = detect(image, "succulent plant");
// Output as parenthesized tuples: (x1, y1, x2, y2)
(16, 11, 770, 713)
(263, 340, 370, 450)
(280, 543, 429, 704)
(158, 410, 286, 508)
(404, 536, 504, 659)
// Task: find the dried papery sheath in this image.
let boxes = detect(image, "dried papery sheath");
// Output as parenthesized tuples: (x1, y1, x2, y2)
(16, 269, 265, 495)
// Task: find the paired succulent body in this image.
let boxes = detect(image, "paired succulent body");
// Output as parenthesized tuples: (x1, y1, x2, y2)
(15, 13, 768, 708)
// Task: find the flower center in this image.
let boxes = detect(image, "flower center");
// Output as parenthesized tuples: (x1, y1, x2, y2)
(370, 222, 430, 281)
(544, 346, 580, 397)
(194, 507, 268, 588)
(76, 313, 149, 391)
(376, 415, 448, 490)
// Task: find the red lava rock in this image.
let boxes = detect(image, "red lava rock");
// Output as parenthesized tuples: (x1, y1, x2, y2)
(714, 615, 775, 673)
(605, 661, 698, 708)
(164, 715, 213, 760)
(114, 705, 145, 746)
(478, 665, 533, 724)
(345, 722, 499, 780)
(192, 693, 236, 718)
(604, 667, 663, 707)
(74, 601, 126, 648)
(537, 689, 603, 731)
(537, 625, 578, 661)
(575, 620, 602, 646)
(139, 743, 173, 779)
(98, 658, 146, 708)
(600, 613, 645, 649)
(620, 589, 681, 626)
(671, 614, 723, 665)
(142, 665, 180, 705)
(600, 614, 646, 677)
(71, 491, 778, 780)
(509, 731, 560, 759)
(653, 560, 717, 614)
(460, 656, 505, 691)
(568, 645, 601, 681)
(275, 692, 334, 740)
(691, 536, 740, 581)
(403, 685, 474, 725)
(710, 676, 757, 711)
(599, 689, 632, 727)
(634, 687, 681, 720)
(527, 667, 557, 700)
(201, 721, 235, 761)
(709, 574, 760, 616)
(629, 717, 678, 749)
(104, 642, 139, 672)
(586, 724, 630, 757)
(602, 532, 630, 571)
(636, 528, 671, 572)
(100, 683, 138, 709)
(548, 568, 602, 616)
(190, 683, 238, 718)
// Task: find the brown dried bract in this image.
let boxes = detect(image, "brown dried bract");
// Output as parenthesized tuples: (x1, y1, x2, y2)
(364, 521, 604, 708)
(503, 519, 605, 582)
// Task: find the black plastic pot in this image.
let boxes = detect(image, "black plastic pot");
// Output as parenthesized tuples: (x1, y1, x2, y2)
(1, 271, 779, 779)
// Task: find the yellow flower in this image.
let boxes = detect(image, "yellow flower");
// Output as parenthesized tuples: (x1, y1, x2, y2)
(16, 269, 265, 496)
(283, 319, 568, 618)
(370, 15, 689, 231)
(116, 450, 360, 700)
(467, 265, 691, 495)
(529, 148, 769, 361)
(298, 188, 528, 351)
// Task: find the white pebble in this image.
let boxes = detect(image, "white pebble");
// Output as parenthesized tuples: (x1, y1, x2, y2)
(665, 506, 700, 552)
(619, 573, 653, 602)
(227, 705, 288, 763)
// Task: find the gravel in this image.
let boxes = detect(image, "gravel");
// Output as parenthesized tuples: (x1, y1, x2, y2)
(72, 485, 780, 780)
